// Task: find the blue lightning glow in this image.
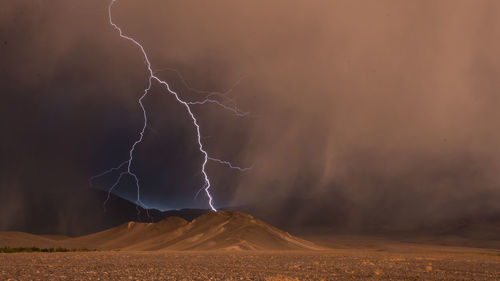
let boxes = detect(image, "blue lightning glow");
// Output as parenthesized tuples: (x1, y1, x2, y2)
(90, 0, 251, 212)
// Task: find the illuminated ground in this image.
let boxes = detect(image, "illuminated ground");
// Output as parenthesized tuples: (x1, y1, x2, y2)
(1, 247, 499, 281)
(1, 212, 499, 280)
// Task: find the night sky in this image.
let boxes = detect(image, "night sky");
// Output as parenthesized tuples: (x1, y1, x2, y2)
(2, 0, 500, 234)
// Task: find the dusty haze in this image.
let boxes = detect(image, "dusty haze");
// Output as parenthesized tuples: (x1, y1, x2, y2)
(1, 0, 500, 234)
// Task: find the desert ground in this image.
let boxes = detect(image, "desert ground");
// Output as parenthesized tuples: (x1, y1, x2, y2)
(1, 212, 499, 280)
(1, 245, 499, 280)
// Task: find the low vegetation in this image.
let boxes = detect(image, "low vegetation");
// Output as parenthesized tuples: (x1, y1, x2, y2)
(0, 247, 94, 253)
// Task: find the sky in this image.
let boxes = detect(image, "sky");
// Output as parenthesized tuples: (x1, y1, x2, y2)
(1, 0, 500, 233)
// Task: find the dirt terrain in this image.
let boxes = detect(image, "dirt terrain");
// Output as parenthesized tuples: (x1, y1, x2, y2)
(1, 246, 499, 280)
(1, 211, 499, 280)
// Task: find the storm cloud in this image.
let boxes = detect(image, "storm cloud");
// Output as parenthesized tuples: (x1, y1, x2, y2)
(1, 0, 500, 234)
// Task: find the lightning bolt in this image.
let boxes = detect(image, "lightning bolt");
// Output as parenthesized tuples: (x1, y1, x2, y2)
(154, 68, 250, 117)
(154, 67, 246, 112)
(90, 0, 251, 212)
(207, 157, 253, 172)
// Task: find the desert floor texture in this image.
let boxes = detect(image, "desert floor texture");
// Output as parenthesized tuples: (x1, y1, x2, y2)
(1, 245, 499, 281)
(1, 212, 499, 280)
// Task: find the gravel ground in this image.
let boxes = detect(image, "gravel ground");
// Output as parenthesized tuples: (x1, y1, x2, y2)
(0, 249, 499, 280)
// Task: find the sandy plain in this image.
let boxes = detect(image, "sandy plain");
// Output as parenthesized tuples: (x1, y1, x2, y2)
(1, 243, 499, 281)
(1, 212, 499, 280)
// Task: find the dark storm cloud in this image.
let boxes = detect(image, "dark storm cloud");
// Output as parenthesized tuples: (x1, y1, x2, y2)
(1, 0, 500, 234)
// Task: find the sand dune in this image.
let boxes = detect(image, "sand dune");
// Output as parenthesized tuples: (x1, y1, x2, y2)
(0, 211, 321, 251)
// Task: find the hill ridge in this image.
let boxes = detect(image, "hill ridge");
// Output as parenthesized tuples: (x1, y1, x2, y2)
(0, 211, 322, 251)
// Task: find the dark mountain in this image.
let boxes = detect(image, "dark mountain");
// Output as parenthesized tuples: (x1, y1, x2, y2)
(0, 188, 209, 236)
